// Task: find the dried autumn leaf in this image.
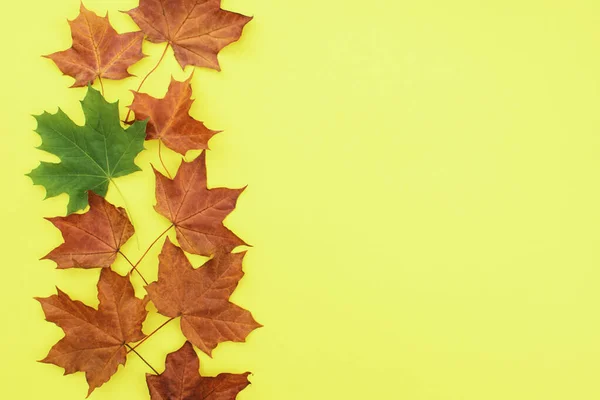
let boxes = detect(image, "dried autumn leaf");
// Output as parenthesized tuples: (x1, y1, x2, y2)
(130, 74, 219, 155)
(36, 269, 148, 395)
(154, 152, 246, 255)
(43, 192, 134, 269)
(27, 86, 147, 214)
(147, 239, 260, 356)
(46, 4, 144, 87)
(126, 0, 252, 70)
(147, 341, 250, 400)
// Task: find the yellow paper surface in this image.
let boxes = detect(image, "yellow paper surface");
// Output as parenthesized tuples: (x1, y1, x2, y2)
(2, 0, 600, 398)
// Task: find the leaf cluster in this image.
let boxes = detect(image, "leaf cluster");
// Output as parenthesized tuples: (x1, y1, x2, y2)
(29, 1, 257, 398)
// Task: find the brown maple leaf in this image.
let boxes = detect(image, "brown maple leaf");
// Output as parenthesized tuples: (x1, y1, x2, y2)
(46, 4, 144, 87)
(36, 269, 148, 395)
(126, 0, 252, 70)
(154, 152, 246, 255)
(43, 192, 134, 269)
(147, 239, 261, 356)
(129, 74, 219, 155)
(147, 341, 250, 400)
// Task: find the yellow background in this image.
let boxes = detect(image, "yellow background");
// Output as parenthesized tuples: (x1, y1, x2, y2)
(2, 0, 600, 398)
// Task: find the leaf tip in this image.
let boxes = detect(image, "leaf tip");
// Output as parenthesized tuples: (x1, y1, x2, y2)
(186, 69, 195, 82)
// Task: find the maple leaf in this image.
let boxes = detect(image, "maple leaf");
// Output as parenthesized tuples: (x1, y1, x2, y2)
(147, 341, 250, 400)
(154, 152, 246, 255)
(126, 0, 252, 71)
(46, 4, 144, 87)
(43, 192, 134, 269)
(129, 74, 219, 155)
(36, 269, 148, 395)
(147, 239, 261, 356)
(27, 86, 147, 214)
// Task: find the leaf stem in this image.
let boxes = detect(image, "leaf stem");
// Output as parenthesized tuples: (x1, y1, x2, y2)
(158, 140, 172, 179)
(118, 250, 149, 285)
(125, 42, 170, 124)
(129, 224, 174, 276)
(128, 317, 175, 353)
(109, 178, 141, 249)
(125, 344, 159, 375)
(98, 75, 105, 96)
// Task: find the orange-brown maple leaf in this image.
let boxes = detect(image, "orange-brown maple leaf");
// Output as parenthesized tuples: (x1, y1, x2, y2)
(154, 152, 246, 255)
(126, 0, 252, 70)
(147, 341, 250, 399)
(147, 239, 261, 356)
(46, 4, 144, 87)
(129, 75, 219, 155)
(43, 192, 134, 269)
(36, 269, 148, 395)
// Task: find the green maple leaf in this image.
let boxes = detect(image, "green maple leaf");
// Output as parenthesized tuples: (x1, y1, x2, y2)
(28, 86, 147, 214)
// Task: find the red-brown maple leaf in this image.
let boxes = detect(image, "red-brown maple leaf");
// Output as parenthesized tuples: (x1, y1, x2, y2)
(154, 152, 246, 255)
(147, 239, 260, 356)
(36, 269, 148, 395)
(43, 192, 134, 269)
(126, 0, 252, 70)
(129, 74, 219, 155)
(147, 341, 250, 400)
(46, 4, 144, 87)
